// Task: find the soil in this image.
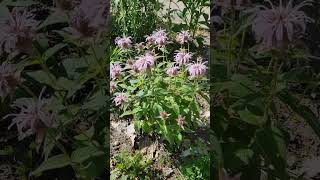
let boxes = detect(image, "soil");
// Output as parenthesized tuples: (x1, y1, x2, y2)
(279, 96, 320, 179)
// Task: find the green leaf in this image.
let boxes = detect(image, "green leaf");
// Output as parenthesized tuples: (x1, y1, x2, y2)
(74, 126, 95, 141)
(71, 146, 103, 163)
(235, 149, 253, 164)
(255, 128, 289, 180)
(238, 109, 264, 126)
(43, 43, 67, 60)
(31, 154, 71, 176)
(120, 107, 141, 118)
(27, 70, 56, 87)
(82, 93, 107, 111)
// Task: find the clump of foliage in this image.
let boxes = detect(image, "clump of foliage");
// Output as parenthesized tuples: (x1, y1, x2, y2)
(0, 0, 109, 179)
(111, 150, 156, 180)
(211, 0, 320, 179)
(110, 29, 209, 146)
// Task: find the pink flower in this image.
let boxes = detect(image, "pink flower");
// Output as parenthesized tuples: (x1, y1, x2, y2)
(110, 63, 122, 79)
(145, 35, 155, 45)
(5, 87, 57, 143)
(115, 36, 132, 49)
(133, 52, 155, 73)
(113, 92, 128, 106)
(166, 66, 179, 76)
(67, 0, 109, 40)
(176, 115, 185, 129)
(174, 50, 193, 66)
(160, 111, 170, 120)
(0, 7, 38, 54)
(0, 62, 21, 99)
(110, 81, 116, 93)
(153, 29, 168, 48)
(135, 42, 145, 51)
(252, 0, 313, 51)
(187, 58, 208, 78)
(145, 29, 168, 48)
(176, 31, 192, 44)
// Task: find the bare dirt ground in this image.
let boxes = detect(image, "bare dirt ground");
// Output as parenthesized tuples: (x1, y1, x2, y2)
(279, 96, 320, 179)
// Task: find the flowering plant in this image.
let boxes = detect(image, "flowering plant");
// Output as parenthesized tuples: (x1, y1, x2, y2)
(111, 30, 209, 145)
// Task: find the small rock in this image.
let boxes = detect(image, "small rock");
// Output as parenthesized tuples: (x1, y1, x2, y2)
(113, 141, 120, 146)
(301, 157, 320, 178)
(163, 168, 174, 178)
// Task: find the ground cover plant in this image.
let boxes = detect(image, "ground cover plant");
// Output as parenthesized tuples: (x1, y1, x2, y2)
(0, 0, 109, 179)
(211, 0, 320, 179)
(110, 0, 210, 179)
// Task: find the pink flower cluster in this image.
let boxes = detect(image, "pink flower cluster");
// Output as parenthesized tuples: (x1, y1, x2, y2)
(252, 0, 313, 50)
(113, 92, 128, 106)
(5, 88, 56, 143)
(176, 115, 185, 129)
(166, 66, 179, 76)
(187, 58, 208, 78)
(145, 29, 168, 48)
(0, 7, 38, 54)
(133, 52, 155, 73)
(174, 50, 193, 66)
(110, 81, 116, 93)
(176, 31, 192, 44)
(115, 36, 132, 49)
(111, 63, 122, 79)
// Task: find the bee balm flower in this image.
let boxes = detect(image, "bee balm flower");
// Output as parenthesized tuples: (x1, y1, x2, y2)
(133, 52, 155, 73)
(0, 7, 38, 54)
(176, 115, 185, 129)
(113, 92, 128, 106)
(115, 36, 132, 49)
(111, 63, 122, 79)
(166, 66, 179, 76)
(174, 50, 193, 66)
(5, 88, 56, 143)
(187, 58, 208, 78)
(252, 0, 313, 51)
(160, 112, 170, 120)
(176, 31, 192, 44)
(110, 81, 116, 93)
(153, 29, 168, 48)
(67, 0, 109, 40)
